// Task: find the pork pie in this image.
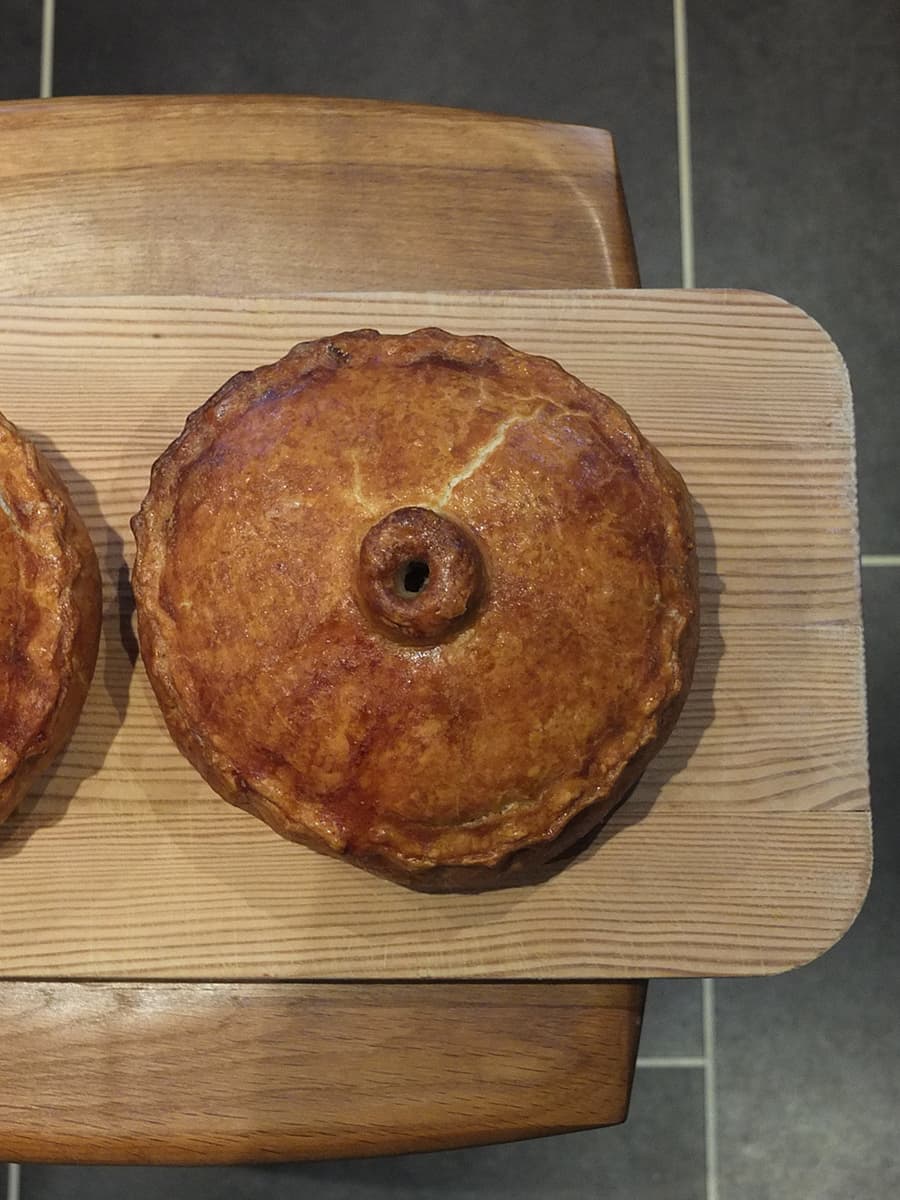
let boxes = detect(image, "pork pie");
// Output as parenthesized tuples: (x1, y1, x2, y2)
(132, 329, 699, 891)
(0, 414, 101, 822)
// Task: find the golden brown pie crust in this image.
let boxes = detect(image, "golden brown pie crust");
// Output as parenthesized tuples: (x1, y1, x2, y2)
(0, 414, 102, 823)
(132, 329, 699, 891)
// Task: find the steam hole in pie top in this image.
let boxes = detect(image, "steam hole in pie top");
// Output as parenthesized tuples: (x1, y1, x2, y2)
(400, 559, 430, 595)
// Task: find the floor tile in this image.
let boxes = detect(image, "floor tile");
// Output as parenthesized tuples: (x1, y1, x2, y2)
(0, 0, 41, 99)
(52, 0, 680, 285)
(715, 567, 900, 1198)
(21, 1067, 704, 1199)
(689, 0, 900, 552)
(639, 979, 703, 1059)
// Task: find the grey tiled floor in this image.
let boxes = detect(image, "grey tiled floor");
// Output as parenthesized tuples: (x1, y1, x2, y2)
(639, 978, 704, 1060)
(1, 1, 898, 1197)
(0, 0, 38, 98)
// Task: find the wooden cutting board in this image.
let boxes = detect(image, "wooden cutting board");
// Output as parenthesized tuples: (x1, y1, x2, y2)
(0, 289, 870, 981)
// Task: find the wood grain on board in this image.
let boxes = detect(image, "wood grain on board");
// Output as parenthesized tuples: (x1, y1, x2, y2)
(0, 95, 638, 297)
(0, 289, 870, 981)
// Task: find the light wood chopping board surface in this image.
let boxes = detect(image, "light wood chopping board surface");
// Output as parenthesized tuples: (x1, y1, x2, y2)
(0, 289, 870, 980)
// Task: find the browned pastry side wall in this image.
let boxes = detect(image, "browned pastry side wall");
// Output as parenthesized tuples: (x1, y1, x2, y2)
(0, 415, 102, 822)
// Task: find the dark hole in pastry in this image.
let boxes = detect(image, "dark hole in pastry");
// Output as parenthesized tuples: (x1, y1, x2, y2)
(400, 559, 430, 595)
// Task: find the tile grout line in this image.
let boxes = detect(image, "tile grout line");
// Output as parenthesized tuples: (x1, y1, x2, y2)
(861, 555, 900, 566)
(674, 3, 719, 1199)
(674, 0, 695, 289)
(636, 1056, 707, 1069)
(40, 0, 55, 98)
(702, 978, 719, 1200)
